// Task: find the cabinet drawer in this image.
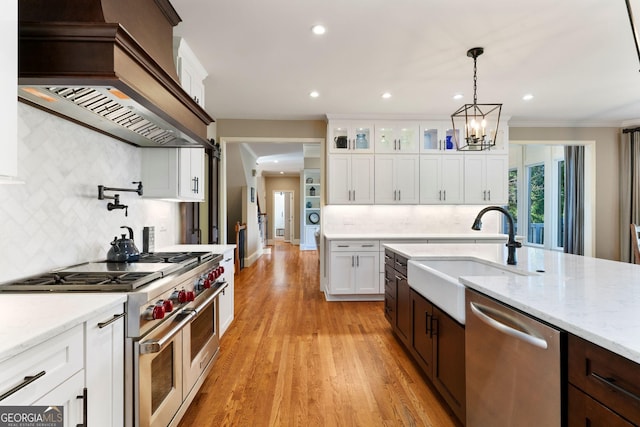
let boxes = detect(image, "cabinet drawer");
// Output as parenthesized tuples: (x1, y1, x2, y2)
(383, 267, 396, 298)
(393, 255, 408, 277)
(568, 384, 635, 427)
(568, 334, 640, 425)
(0, 325, 84, 405)
(384, 249, 395, 268)
(331, 241, 379, 252)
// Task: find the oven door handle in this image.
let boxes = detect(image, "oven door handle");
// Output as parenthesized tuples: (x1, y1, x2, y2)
(139, 311, 195, 354)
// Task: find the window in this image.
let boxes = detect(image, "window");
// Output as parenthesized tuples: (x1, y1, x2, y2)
(527, 163, 545, 245)
(556, 160, 565, 248)
(503, 168, 518, 235)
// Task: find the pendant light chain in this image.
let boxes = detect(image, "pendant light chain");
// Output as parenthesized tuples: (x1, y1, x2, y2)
(473, 55, 478, 105)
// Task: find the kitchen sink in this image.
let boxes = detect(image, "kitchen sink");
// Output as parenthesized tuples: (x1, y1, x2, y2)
(407, 259, 531, 325)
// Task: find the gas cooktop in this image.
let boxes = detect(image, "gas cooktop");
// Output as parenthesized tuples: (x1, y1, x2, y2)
(0, 251, 219, 292)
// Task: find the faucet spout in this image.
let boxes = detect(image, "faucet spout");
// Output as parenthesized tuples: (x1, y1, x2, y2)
(472, 206, 522, 265)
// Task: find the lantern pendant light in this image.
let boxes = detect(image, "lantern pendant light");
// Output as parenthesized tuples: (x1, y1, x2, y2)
(451, 47, 502, 151)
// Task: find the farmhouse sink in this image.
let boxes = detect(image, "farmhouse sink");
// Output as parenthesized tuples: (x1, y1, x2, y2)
(407, 259, 531, 325)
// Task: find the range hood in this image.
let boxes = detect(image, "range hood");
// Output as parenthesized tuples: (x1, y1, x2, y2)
(18, 0, 214, 148)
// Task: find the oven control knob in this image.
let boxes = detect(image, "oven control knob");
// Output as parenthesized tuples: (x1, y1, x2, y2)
(163, 299, 174, 313)
(208, 271, 215, 281)
(203, 278, 211, 289)
(219, 265, 225, 274)
(186, 291, 195, 302)
(178, 289, 187, 303)
(145, 303, 165, 320)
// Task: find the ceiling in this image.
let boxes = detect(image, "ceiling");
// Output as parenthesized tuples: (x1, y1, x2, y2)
(171, 0, 640, 171)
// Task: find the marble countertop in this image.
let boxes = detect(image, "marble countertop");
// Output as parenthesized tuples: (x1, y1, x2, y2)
(384, 243, 640, 364)
(324, 233, 516, 241)
(0, 293, 127, 363)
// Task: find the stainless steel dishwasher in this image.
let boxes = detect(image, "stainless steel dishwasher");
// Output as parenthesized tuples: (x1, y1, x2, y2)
(465, 289, 562, 427)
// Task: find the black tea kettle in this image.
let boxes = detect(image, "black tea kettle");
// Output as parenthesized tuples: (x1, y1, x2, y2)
(107, 226, 140, 262)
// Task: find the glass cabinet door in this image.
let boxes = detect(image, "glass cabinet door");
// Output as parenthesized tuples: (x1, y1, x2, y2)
(351, 125, 372, 152)
(421, 124, 441, 152)
(331, 125, 349, 151)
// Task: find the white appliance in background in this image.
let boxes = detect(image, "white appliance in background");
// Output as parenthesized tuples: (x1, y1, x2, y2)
(465, 289, 562, 426)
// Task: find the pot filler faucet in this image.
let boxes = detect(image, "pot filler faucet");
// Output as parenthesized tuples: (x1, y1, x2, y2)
(471, 206, 522, 265)
(98, 181, 143, 217)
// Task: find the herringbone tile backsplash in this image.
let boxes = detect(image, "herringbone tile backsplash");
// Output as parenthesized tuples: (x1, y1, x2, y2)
(0, 104, 180, 283)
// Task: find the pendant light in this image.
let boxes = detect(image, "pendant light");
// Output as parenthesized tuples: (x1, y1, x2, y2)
(451, 47, 502, 151)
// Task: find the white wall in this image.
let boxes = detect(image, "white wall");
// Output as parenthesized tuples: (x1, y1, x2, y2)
(0, 104, 180, 283)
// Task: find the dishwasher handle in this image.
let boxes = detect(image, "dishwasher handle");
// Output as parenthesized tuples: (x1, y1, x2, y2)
(469, 302, 548, 349)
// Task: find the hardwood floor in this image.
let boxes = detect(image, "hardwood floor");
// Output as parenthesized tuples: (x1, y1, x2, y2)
(179, 242, 460, 427)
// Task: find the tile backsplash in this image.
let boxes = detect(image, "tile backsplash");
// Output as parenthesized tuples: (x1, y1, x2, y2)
(0, 104, 180, 282)
(322, 205, 501, 235)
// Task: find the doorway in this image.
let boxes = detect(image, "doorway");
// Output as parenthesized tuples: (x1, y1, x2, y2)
(273, 191, 294, 242)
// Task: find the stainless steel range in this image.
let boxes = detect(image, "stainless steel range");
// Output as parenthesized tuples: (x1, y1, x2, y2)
(0, 250, 228, 427)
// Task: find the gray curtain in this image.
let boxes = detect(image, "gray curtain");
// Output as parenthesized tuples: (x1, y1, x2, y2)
(620, 129, 640, 262)
(564, 145, 584, 255)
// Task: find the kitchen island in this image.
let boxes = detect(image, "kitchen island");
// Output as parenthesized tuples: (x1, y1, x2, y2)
(385, 242, 640, 426)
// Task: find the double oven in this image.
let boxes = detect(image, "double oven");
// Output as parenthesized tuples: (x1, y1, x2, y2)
(0, 250, 227, 427)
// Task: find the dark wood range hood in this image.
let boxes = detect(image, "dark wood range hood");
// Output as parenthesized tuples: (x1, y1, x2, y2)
(18, 0, 214, 148)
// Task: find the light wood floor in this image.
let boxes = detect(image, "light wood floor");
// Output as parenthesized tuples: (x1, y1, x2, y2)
(178, 242, 460, 427)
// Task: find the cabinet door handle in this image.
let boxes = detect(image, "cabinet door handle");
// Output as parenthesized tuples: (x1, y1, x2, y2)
(356, 255, 360, 267)
(353, 190, 355, 201)
(487, 190, 491, 200)
(591, 372, 640, 404)
(361, 244, 374, 247)
(351, 255, 355, 267)
(337, 245, 349, 248)
(393, 190, 397, 201)
(425, 312, 431, 335)
(443, 190, 446, 200)
(398, 190, 401, 201)
(438, 190, 442, 201)
(430, 315, 438, 338)
(483, 190, 487, 201)
(76, 387, 88, 427)
(0, 371, 46, 401)
(97, 312, 126, 329)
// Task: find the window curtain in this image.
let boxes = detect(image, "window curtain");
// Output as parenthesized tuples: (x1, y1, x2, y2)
(620, 128, 640, 262)
(564, 145, 585, 255)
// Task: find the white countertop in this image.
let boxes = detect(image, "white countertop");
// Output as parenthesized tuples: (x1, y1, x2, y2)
(384, 243, 640, 364)
(324, 233, 514, 241)
(0, 293, 127, 363)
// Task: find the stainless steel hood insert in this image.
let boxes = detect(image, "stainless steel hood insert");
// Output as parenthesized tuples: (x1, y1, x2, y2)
(18, 0, 214, 148)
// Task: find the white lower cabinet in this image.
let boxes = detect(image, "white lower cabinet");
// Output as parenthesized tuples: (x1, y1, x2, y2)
(464, 153, 508, 204)
(0, 302, 125, 427)
(304, 225, 320, 250)
(219, 249, 235, 336)
(329, 241, 379, 295)
(85, 306, 125, 427)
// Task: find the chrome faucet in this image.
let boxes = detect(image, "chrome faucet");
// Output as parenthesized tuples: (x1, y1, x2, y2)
(472, 206, 522, 265)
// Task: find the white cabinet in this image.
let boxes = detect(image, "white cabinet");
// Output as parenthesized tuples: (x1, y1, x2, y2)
(142, 147, 205, 201)
(374, 122, 419, 153)
(219, 249, 235, 336)
(328, 154, 374, 204)
(328, 121, 374, 153)
(174, 37, 207, 108)
(85, 306, 125, 427)
(0, 325, 86, 425)
(375, 155, 420, 204)
(304, 225, 320, 250)
(0, 0, 18, 182)
(464, 153, 508, 204)
(329, 241, 380, 294)
(420, 154, 464, 204)
(419, 122, 460, 153)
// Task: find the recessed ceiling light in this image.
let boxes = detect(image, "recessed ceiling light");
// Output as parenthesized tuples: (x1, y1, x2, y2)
(381, 92, 392, 99)
(453, 93, 464, 100)
(274, 160, 279, 163)
(309, 91, 320, 98)
(311, 25, 326, 35)
(523, 93, 534, 101)
(280, 171, 284, 174)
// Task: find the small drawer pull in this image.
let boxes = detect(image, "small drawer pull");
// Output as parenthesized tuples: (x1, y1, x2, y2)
(98, 312, 126, 329)
(591, 372, 640, 403)
(0, 371, 46, 401)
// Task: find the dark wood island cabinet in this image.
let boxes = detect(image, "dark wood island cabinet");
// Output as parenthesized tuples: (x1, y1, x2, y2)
(384, 248, 466, 424)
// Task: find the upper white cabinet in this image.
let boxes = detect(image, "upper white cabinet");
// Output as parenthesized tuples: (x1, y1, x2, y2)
(142, 147, 205, 201)
(329, 121, 374, 153)
(375, 155, 420, 204)
(419, 122, 460, 153)
(420, 154, 464, 204)
(0, 0, 18, 182)
(328, 154, 374, 204)
(374, 122, 419, 153)
(464, 153, 508, 204)
(174, 37, 207, 108)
